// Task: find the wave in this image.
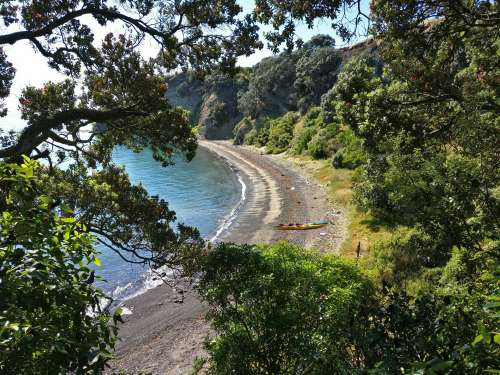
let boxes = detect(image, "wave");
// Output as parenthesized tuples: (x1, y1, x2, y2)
(209, 171, 246, 242)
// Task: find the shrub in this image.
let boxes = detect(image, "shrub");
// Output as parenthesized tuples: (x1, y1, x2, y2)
(331, 128, 367, 169)
(290, 123, 316, 155)
(254, 117, 271, 147)
(198, 242, 374, 375)
(367, 227, 443, 285)
(0, 159, 120, 374)
(233, 117, 253, 145)
(306, 122, 339, 159)
(243, 128, 258, 145)
(266, 112, 299, 153)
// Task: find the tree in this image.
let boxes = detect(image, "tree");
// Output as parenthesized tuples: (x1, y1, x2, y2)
(294, 45, 342, 112)
(323, 56, 381, 133)
(197, 242, 374, 375)
(332, 1, 500, 255)
(0, 1, 261, 371)
(237, 34, 341, 119)
(0, 158, 121, 374)
(237, 53, 299, 118)
(331, 2, 500, 371)
(253, 0, 369, 50)
(0, 0, 262, 265)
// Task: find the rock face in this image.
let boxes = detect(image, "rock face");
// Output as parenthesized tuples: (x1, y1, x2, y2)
(165, 37, 378, 140)
(166, 72, 245, 140)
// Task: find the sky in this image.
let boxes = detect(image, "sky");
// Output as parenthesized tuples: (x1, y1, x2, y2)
(0, 0, 369, 131)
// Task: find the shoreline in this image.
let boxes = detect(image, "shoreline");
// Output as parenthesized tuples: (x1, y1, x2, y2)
(204, 146, 248, 243)
(109, 141, 346, 374)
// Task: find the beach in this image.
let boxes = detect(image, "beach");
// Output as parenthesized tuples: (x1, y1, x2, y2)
(109, 141, 346, 374)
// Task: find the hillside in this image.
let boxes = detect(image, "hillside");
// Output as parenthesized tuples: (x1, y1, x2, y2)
(165, 35, 379, 140)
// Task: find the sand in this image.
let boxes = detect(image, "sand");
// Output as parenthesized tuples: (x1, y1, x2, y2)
(108, 141, 346, 374)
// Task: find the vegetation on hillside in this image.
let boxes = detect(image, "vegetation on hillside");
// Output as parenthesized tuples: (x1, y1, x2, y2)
(167, 34, 378, 140)
(1, 0, 498, 374)
(196, 1, 500, 374)
(0, 0, 259, 372)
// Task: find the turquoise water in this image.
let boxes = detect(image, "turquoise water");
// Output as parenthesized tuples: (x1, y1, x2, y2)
(95, 146, 241, 298)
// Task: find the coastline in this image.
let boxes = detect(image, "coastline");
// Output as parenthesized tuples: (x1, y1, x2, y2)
(109, 141, 346, 374)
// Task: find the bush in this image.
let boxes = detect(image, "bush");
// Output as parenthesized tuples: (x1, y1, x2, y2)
(306, 122, 339, 159)
(243, 128, 258, 145)
(331, 128, 367, 169)
(367, 282, 499, 374)
(290, 123, 316, 154)
(266, 112, 299, 153)
(254, 117, 271, 147)
(361, 228, 500, 375)
(0, 159, 119, 374)
(367, 227, 443, 285)
(198, 242, 374, 375)
(233, 117, 253, 145)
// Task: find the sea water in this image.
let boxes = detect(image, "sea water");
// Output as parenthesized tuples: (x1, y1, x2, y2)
(94, 146, 242, 301)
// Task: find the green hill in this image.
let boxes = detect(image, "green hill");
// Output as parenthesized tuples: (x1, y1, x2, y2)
(166, 35, 379, 140)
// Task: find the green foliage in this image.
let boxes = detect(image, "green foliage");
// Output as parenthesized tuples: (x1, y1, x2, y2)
(253, 1, 368, 50)
(368, 227, 444, 286)
(0, 47, 14, 116)
(237, 53, 299, 119)
(236, 36, 355, 121)
(472, 277, 500, 375)
(0, 159, 119, 374)
(290, 124, 316, 155)
(290, 107, 322, 154)
(266, 112, 299, 153)
(367, 282, 500, 374)
(379, 243, 499, 374)
(304, 109, 340, 159)
(355, 147, 497, 254)
(295, 45, 342, 113)
(316, 3, 500, 268)
(233, 117, 253, 145)
(253, 117, 271, 147)
(216, 3, 499, 373)
(198, 242, 374, 375)
(189, 356, 207, 375)
(332, 128, 367, 169)
(242, 128, 258, 145)
(0, 3, 256, 293)
(324, 56, 382, 133)
(198, 241, 499, 374)
(305, 124, 336, 159)
(254, 106, 363, 162)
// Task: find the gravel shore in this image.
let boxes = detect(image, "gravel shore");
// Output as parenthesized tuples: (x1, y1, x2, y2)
(109, 141, 345, 374)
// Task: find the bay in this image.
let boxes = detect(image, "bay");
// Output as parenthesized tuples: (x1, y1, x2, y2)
(94, 146, 241, 299)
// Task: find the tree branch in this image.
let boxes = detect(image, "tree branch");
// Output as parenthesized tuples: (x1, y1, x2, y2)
(0, 6, 184, 46)
(0, 8, 91, 45)
(0, 107, 149, 160)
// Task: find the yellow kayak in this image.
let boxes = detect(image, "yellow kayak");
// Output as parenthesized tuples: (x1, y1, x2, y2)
(276, 222, 327, 231)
